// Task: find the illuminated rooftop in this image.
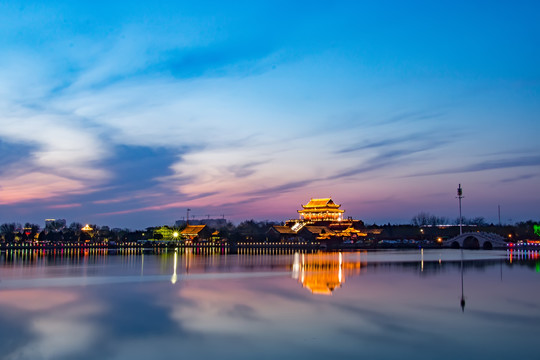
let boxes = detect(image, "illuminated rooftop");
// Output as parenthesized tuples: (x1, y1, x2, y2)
(298, 197, 344, 222)
(301, 198, 342, 209)
(181, 225, 207, 236)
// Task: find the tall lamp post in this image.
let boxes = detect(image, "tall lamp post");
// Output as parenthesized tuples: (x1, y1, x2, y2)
(457, 183, 465, 311)
(457, 184, 464, 236)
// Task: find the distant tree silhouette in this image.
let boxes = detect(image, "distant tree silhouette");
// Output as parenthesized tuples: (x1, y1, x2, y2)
(454, 216, 487, 226)
(411, 212, 449, 226)
(69, 222, 83, 233)
(46, 220, 65, 232)
(0, 223, 21, 243)
(24, 222, 40, 234)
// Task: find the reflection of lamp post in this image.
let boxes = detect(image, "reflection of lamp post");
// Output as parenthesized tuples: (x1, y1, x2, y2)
(141, 253, 144, 276)
(292, 252, 300, 279)
(171, 251, 177, 284)
(460, 249, 466, 312)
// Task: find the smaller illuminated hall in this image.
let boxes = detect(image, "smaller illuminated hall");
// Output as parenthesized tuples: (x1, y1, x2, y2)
(180, 225, 212, 241)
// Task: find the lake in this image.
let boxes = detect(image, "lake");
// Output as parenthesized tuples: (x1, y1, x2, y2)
(0, 248, 538, 360)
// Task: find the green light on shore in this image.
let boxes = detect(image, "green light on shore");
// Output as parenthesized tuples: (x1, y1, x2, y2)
(534, 225, 540, 237)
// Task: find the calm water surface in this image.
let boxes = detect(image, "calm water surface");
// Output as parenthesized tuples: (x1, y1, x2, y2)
(0, 248, 538, 360)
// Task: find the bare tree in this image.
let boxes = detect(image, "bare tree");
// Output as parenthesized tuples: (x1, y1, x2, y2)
(411, 212, 449, 226)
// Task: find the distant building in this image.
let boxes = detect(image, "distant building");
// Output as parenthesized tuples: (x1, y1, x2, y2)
(175, 218, 228, 229)
(81, 224, 93, 231)
(180, 225, 212, 242)
(297, 225, 336, 242)
(267, 225, 298, 242)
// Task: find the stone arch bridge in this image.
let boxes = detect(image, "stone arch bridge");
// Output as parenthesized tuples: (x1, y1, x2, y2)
(443, 232, 507, 250)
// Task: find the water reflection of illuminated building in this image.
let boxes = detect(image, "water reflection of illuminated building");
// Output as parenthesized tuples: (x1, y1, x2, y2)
(292, 252, 365, 295)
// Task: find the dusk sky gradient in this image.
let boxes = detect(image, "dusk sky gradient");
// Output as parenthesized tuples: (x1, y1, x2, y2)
(0, 1, 539, 229)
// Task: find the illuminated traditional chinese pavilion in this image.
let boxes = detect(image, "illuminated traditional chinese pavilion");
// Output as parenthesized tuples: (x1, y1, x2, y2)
(271, 197, 372, 244)
(298, 198, 344, 222)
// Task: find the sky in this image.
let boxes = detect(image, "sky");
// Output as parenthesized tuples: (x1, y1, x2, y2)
(0, 0, 539, 229)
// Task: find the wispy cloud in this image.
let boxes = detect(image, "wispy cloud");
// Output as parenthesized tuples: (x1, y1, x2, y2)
(227, 161, 269, 179)
(0, 107, 110, 204)
(246, 179, 316, 197)
(409, 155, 540, 177)
(337, 130, 453, 154)
(92, 192, 163, 205)
(162, 41, 277, 79)
(0, 172, 89, 205)
(329, 139, 452, 181)
(47, 203, 82, 209)
(380, 110, 444, 125)
(500, 173, 538, 183)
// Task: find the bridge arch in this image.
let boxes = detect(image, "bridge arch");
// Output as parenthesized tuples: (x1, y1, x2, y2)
(462, 236, 480, 249)
(443, 232, 506, 249)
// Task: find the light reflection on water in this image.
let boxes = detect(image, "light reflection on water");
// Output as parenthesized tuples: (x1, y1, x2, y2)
(0, 249, 539, 360)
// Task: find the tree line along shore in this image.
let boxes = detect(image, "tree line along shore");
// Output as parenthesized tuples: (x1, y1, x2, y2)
(1, 218, 538, 248)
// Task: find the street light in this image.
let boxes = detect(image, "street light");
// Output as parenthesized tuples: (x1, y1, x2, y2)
(457, 184, 464, 236)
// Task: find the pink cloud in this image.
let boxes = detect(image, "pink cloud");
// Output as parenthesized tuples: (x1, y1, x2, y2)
(47, 203, 82, 209)
(0, 172, 88, 205)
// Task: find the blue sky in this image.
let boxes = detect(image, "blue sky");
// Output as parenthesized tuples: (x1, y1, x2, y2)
(0, 1, 539, 229)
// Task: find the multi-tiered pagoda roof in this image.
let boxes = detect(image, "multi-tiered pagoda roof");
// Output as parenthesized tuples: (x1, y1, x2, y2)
(297, 198, 345, 222)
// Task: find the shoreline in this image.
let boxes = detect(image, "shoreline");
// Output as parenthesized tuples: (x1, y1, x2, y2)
(1, 242, 527, 251)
